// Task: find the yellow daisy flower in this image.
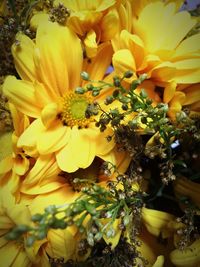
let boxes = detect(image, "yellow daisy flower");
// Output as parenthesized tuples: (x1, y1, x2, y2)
(28, 185, 83, 263)
(112, 1, 200, 84)
(163, 82, 200, 119)
(3, 21, 118, 173)
(0, 184, 50, 267)
(31, 0, 119, 58)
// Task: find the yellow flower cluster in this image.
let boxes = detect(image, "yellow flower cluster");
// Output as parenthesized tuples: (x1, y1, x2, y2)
(0, 0, 200, 266)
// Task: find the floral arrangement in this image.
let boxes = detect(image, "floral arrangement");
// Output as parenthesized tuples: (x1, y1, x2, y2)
(0, 0, 200, 266)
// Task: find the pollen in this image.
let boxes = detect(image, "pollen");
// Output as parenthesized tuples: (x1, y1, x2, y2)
(60, 92, 93, 128)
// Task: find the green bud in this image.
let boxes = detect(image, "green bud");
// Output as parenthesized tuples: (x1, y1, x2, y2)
(87, 232, 94, 246)
(86, 84, 94, 90)
(112, 89, 120, 98)
(124, 70, 133, 78)
(26, 236, 36, 247)
(37, 230, 47, 240)
(128, 120, 138, 128)
(79, 226, 85, 233)
(85, 202, 96, 215)
(146, 98, 153, 105)
(140, 89, 148, 98)
(73, 204, 84, 213)
(32, 213, 43, 222)
(92, 90, 100, 97)
(45, 205, 57, 214)
(122, 104, 128, 110)
(94, 232, 103, 241)
(80, 71, 90, 81)
(113, 76, 121, 87)
(52, 219, 67, 229)
(110, 108, 119, 117)
(106, 228, 115, 238)
(16, 224, 30, 233)
(139, 73, 148, 82)
(141, 117, 147, 124)
(104, 95, 114, 105)
(75, 87, 85, 94)
(123, 215, 130, 226)
(118, 95, 130, 104)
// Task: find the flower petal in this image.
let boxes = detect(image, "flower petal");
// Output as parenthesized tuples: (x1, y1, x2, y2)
(3, 76, 42, 118)
(35, 21, 83, 96)
(112, 49, 136, 76)
(70, 127, 96, 169)
(183, 84, 200, 105)
(41, 102, 59, 128)
(83, 41, 113, 81)
(37, 121, 70, 154)
(12, 33, 36, 82)
(23, 154, 60, 186)
(17, 118, 45, 157)
(163, 81, 177, 103)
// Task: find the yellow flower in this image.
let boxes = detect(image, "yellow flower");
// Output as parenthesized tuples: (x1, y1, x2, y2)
(28, 185, 81, 263)
(31, 0, 119, 58)
(0, 184, 50, 267)
(163, 82, 200, 119)
(111, 1, 200, 114)
(3, 21, 118, 173)
(113, 1, 200, 85)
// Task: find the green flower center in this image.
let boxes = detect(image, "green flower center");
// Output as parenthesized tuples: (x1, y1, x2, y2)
(60, 92, 92, 128)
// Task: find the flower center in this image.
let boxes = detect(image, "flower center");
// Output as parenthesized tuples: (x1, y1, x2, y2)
(60, 92, 92, 128)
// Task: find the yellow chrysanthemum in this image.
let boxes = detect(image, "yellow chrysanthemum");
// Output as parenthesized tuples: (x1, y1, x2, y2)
(0, 184, 50, 267)
(110, 1, 200, 119)
(3, 21, 119, 173)
(162, 82, 200, 119)
(112, 1, 200, 84)
(31, 0, 119, 58)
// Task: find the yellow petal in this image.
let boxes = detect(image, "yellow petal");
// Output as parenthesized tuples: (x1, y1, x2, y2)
(13, 155, 29, 176)
(83, 41, 113, 81)
(56, 141, 78, 173)
(9, 103, 30, 137)
(0, 132, 12, 161)
(102, 219, 122, 249)
(112, 49, 136, 76)
(41, 103, 59, 128)
(100, 8, 119, 41)
(84, 29, 98, 58)
(120, 30, 145, 68)
(46, 229, 76, 262)
(173, 68, 200, 84)
(174, 33, 200, 58)
(71, 127, 96, 169)
(183, 84, 200, 105)
(21, 176, 66, 195)
(152, 255, 165, 267)
(12, 33, 36, 82)
(134, 2, 196, 52)
(30, 12, 49, 30)
(0, 242, 28, 267)
(35, 21, 83, 96)
(163, 81, 177, 103)
(3, 76, 42, 118)
(29, 185, 79, 214)
(37, 122, 70, 154)
(150, 62, 176, 82)
(24, 154, 59, 186)
(0, 156, 13, 175)
(17, 118, 45, 156)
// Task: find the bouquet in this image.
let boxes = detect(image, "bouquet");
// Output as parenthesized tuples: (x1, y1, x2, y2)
(0, 0, 200, 266)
